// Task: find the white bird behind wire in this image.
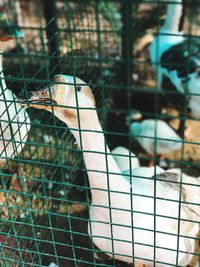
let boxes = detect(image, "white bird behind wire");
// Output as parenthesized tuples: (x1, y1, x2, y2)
(150, 0, 184, 88)
(18, 74, 199, 266)
(150, 0, 200, 119)
(128, 110, 182, 157)
(0, 13, 30, 165)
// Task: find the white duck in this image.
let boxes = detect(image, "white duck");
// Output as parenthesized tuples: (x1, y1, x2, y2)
(128, 110, 182, 164)
(150, 0, 184, 82)
(111, 146, 140, 173)
(19, 75, 199, 266)
(0, 13, 30, 165)
(150, 0, 200, 122)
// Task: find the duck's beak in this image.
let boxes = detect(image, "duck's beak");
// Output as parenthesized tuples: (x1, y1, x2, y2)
(18, 88, 57, 107)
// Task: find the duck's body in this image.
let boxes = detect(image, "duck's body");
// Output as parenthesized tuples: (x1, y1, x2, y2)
(159, 39, 200, 119)
(130, 119, 182, 155)
(111, 146, 140, 173)
(90, 166, 198, 266)
(0, 14, 30, 164)
(120, 167, 198, 266)
(150, 28, 184, 74)
(0, 82, 30, 163)
(19, 75, 199, 266)
(150, 0, 200, 119)
(150, 0, 184, 74)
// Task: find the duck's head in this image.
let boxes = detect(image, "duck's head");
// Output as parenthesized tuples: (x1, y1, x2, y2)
(0, 13, 24, 50)
(18, 75, 97, 127)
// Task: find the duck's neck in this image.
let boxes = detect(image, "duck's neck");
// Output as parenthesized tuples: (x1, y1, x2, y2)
(163, 0, 183, 32)
(67, 112, 130, 204)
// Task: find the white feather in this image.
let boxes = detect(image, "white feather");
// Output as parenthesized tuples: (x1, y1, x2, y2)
(130, 119, 182, 155)
(111, 146, 140, 172)
(0, 46, 30, 164)
(150, 0, 184, 88)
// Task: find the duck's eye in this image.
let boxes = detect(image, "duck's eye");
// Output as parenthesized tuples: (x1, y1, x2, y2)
(76, 85, 82, 92)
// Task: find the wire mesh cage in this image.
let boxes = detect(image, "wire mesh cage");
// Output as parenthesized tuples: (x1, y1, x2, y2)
(0, 0, 200, 266)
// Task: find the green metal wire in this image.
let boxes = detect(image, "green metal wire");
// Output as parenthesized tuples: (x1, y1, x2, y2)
(0, 0, 199, 266)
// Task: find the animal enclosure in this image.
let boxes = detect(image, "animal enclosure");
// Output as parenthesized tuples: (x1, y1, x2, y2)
(0, 0, 200, 266)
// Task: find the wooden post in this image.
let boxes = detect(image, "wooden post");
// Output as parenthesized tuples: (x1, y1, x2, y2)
(121, 0, 133, 86)
(43, 0, 60, 75)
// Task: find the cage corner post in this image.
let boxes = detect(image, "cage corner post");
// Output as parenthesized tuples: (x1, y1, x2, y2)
(114, 0, 133, 112)
(43, 0, 60, 76)
(121, 0, 133, 88)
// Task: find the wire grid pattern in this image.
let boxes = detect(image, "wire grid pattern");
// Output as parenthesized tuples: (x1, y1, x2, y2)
(0, 0, 199, 266)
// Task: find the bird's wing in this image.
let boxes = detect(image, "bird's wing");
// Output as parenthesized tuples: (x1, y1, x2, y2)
(140, 121, 182, 150)
(156, 137, 182, 151)
(161, 39, 200, 78)
(155, 172, 200, 218)
(160, 39, 200, 92)
(155, 171, 186, 197)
